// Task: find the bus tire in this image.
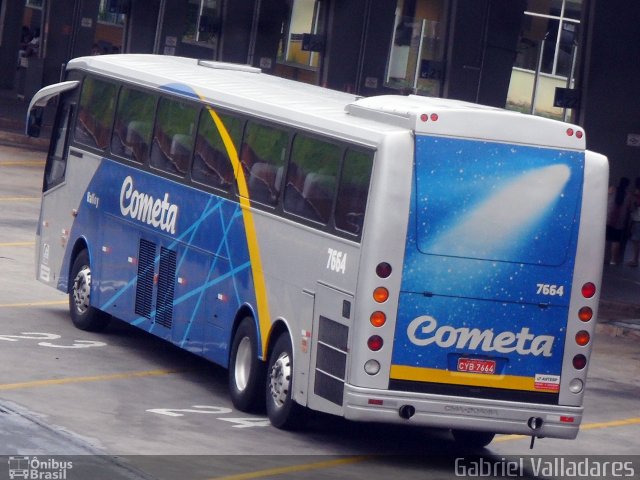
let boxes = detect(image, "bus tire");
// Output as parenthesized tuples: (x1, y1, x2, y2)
(69, 249, 110, 332)
(266, 333, 305, 429)
(228, 317, 266, 413)
(451, 429, 495, 448)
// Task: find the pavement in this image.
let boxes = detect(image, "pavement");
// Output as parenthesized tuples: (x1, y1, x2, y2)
(1, 85, 639, 338)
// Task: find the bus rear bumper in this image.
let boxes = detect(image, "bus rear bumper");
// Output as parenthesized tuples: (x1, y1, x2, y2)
(343, 384, 582, 439)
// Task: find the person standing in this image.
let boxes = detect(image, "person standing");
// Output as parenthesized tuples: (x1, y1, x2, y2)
(626, 177, 640, 266)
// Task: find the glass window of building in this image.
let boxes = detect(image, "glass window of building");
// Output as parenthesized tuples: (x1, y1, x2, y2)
(92, 0, 128, 55)
(276, 0, 327, 84)
(385, 0, 446, 96)
(506, 0, 583, 119)
(183, 0, 222, 50)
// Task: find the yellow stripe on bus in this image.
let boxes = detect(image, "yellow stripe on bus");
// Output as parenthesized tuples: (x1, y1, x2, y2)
(390, 365, 552, 392)
(206, 107, 272, 357)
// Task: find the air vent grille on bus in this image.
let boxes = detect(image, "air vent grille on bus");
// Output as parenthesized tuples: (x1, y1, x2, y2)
(155, 247, 177, 329)
(314, 316, 348, 406)
(135, 239, 156, 319)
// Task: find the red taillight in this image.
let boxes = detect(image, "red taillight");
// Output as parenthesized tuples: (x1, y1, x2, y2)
(376, 262, 392, 278)
(373, 287, 389, 303)
(578, 306, 593, 322)
(575, 330, 590, 346)
(581, 282, 596, 298)
(567, 128, 574, 136)
(430, 113, 439, 122)
(576, 131, 583, 139)
(370, 311, 386, 327)
(367, 335, 383, 351)
(573, 354, 587, 370)
(420, 114, 429, 122)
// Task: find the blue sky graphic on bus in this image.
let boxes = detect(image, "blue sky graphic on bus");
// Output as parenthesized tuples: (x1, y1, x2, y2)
(65, 160, 257, 364)
(392, 136, 584, 385)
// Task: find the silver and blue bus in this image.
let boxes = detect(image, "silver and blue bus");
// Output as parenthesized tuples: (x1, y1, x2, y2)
(27, 54, 608, 447)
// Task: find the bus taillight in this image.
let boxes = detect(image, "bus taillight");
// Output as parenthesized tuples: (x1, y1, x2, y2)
(367, 335, 383, 351)
(578, 306, 593, 322)
(376, 262, 392, 278)
(575, 330, 590, 346)
(572, 354, 587, 370)
(581, 282, 596, 298)
(373, 287, 389, 303)
(370, 311, 386, 327)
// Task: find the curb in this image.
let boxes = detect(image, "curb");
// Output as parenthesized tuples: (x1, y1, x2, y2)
(0, 130, 48, 151)
(597, 299, 640, 339)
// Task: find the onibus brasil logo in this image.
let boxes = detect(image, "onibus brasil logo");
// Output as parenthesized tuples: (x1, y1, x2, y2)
(7, 457, 72, 479)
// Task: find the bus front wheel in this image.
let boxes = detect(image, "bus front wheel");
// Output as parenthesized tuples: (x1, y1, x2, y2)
(228, 317, 266, 412)
(451, 429, 495, 448)
(266, 334, 305, 429)
(69, 250, 110, 332)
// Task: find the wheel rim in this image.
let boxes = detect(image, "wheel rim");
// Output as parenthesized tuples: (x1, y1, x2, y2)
(234, 336, 252, 392)
(269, 351, 292, 408)
(73, 265, 91, 315)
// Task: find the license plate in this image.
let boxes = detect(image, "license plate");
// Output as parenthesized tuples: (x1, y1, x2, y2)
(457, 358, 496, 374)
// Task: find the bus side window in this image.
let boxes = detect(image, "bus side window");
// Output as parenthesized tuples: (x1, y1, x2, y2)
(192, 108, 242, 192)
(239, 121, 288, 206)
(335, 149, 373, 235)
(111, 88, 155, 163)
(150, 98, 197, 177)
(74, 77, 116, 151)
(284, 134, 340, 224)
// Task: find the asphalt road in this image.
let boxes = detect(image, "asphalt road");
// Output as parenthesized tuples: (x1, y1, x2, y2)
(0, 144, 638, 480)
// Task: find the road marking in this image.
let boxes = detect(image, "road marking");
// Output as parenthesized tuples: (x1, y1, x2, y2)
(208, 456, 369, 480)
(0, 241, 35, 247)
(0, 196, 40, 202)
(0, 300, 67, 308)
(0, 368, 181, 391)
(494, 417, 640, 442)
(0, 161, 45, 167)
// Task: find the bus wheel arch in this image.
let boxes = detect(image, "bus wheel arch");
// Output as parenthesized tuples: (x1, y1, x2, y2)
(265, 325, 305, 430)
(228, 310, 266, 413)
(68, 246, 110, 332)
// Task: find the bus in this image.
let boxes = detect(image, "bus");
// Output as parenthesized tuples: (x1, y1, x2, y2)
(27, 54, 608, 448)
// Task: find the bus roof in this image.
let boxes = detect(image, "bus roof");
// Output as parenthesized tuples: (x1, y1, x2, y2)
(67, 55, 585, 150)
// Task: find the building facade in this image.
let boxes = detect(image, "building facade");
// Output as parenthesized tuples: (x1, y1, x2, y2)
(0, 0, 638, 180)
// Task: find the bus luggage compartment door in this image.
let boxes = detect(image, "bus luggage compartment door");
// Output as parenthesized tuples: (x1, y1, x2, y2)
(307, 283, 353, 415)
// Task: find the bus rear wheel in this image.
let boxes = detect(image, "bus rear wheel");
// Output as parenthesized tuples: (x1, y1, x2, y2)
(229, 317, 266, 413)
(69, 249, 110, 332)
(266, 334, 305, 429)
(451, 429, 495, 448)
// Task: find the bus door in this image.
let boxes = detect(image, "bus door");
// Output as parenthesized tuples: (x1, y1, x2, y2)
(390, 135, 584, 402)
(307, 282, 353, 415)
(35, 88, 79, 291)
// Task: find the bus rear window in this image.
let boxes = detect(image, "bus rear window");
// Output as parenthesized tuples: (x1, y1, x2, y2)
(414, 136, 584, 265)
(75, 77, 117, 150)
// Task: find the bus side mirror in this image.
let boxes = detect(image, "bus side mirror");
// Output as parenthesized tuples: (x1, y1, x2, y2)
(27, 107, 44, 138)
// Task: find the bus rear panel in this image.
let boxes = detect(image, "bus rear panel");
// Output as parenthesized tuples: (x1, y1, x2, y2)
(343, 98, 607, 441)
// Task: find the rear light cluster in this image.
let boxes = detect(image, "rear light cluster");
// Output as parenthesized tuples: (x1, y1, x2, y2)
(566, 127, 584, 139)
(569, 282, 596, 393)
(420, 113, 439, 122)
(365, 262, 394, 376)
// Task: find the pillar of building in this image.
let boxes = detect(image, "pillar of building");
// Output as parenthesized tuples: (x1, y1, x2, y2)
(580, 0, 640, 181)
(0, 1, 26, 89)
